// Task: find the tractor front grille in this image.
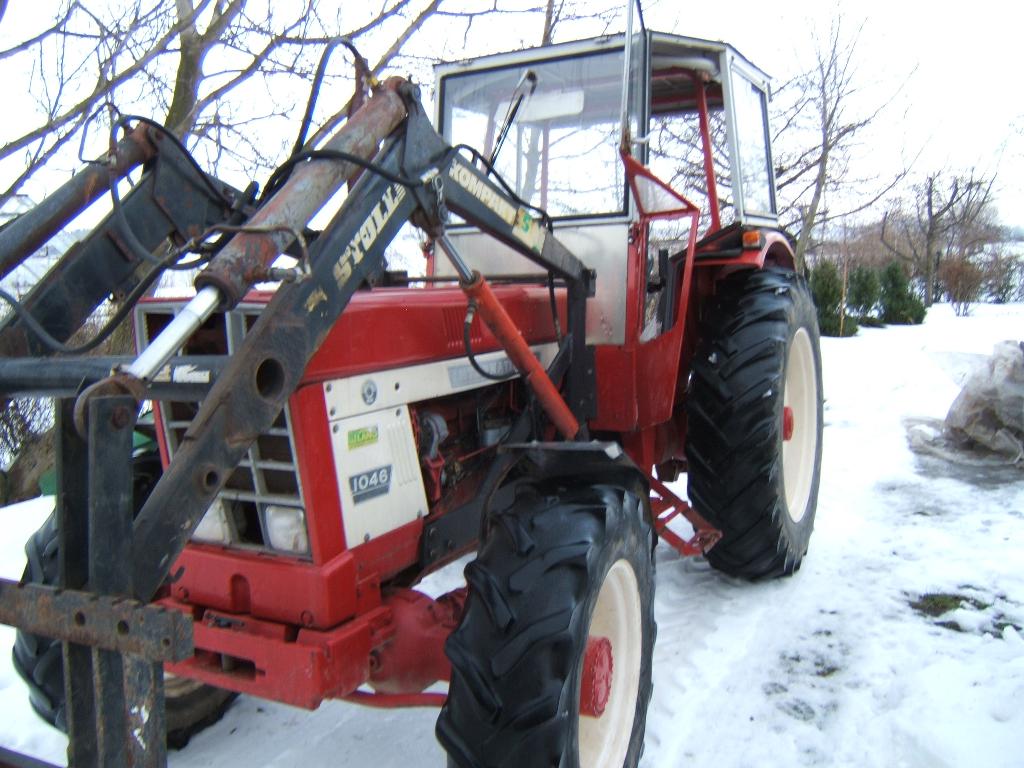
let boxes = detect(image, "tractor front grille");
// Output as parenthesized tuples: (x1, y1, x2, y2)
(136, 301, 310, 559)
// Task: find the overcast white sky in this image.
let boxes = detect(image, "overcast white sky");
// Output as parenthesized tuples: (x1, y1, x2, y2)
(638, 0, 1023, 227)
(1, 0, 1021, 227)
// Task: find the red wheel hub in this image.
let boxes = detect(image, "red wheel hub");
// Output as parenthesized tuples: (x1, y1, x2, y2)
(579, 636, 613, 718)
(782, 405, 795, 441)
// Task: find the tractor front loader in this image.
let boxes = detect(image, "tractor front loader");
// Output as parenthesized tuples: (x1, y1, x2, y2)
(0, 13, 823, 768)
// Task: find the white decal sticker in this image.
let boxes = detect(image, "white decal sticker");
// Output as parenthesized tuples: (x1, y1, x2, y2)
(172, 364, 211, 384)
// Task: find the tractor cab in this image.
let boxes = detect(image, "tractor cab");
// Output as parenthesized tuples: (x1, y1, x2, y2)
(434, 31, 780, 350)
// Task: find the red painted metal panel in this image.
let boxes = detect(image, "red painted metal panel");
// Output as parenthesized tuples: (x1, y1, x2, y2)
(592, 156, 700, 435)
(170, 545, 358, 630)
(349, 518, 424, 584)
(163, 601, 389, 709)
(289, 383, 347, 563)
(593, 345, 639, 429)
(302, 284, 559, 383)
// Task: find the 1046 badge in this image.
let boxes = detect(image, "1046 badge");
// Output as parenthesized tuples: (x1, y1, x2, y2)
(349, 465, 392, 504)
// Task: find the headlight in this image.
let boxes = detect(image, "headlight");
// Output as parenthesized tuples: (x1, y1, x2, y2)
(192, 499, 231, 545)
(265, 505, 310, 555)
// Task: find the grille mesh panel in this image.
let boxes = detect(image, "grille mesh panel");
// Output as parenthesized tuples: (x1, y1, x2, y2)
(137, 302, 309, 558)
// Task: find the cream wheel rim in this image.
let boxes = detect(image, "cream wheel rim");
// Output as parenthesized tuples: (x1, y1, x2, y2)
(163, 672, 203, 698)
(782, 327, 817, 522)
(578, 558, 642, 767)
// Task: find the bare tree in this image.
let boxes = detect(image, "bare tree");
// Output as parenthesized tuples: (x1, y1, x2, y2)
(983, 245, 1023, 303)
(0, 0, 503, 209)
(881, 170, 997, 305)
(772, 19, 906, 271)
(0, 0, 615, 211)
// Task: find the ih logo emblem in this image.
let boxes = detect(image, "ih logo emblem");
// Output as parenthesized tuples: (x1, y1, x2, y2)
(347, 426, 379, 450)
(361, 379, 378, 406)
(350, 465, 392, 504)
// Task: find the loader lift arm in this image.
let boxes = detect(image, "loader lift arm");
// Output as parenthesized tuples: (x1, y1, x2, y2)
(112, 78, 596, 603)
(0, 74, 595, 767)
(0, 124, 250, 359)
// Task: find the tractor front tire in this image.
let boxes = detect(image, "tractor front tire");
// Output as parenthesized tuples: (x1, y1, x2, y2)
(686, 267, 823, 579)
(11, 454, 236, 749)
(437, 482, 655, 768)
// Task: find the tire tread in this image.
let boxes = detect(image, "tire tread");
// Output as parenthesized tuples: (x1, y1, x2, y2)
(437, 483, 655, 768)
(685, 267, 822, 579)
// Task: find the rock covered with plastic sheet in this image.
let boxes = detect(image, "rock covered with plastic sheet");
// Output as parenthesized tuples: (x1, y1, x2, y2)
(945, 340, 1024, 461)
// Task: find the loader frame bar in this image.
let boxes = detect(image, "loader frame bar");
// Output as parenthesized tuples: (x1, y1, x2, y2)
(56, 397, 191, 768)
(0, 77, 595, 765)
(127, 81, 595, 603)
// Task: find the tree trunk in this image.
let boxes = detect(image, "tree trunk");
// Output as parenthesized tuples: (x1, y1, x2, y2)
(792, 71, 832, 274)
(5, 429, 54, 504)
(793, 143, 829, 273)
(165, 0, 203, 137)
(923, 178, 936, 306)
(923, 235, 935, 306)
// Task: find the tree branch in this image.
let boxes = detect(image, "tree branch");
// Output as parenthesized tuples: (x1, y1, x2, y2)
(1, 0, 213, 161)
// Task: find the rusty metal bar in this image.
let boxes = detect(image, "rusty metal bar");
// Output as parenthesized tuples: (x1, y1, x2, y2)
(87, 397, 127, 766)
(0, 125, 155, 281)
(0, 134, 241, 360)
(0, 745, 62, 768)
(88, 394, 158, 766)
(56, 398, 99, 768)
(193, 77, 409, 309)
(0, 355, 225, 400)
(122, 658, 165, 766)
(0, 580, 193, 661)
(115, 77, 408, 390)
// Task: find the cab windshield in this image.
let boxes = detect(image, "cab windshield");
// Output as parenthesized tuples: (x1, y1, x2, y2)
(439, 50, 627, 219)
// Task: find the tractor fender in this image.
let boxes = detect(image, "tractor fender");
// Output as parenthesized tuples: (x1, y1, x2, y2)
(761, 232, 797, 271)
(493, 441, 649, 507)
(694, 229, 796, 272)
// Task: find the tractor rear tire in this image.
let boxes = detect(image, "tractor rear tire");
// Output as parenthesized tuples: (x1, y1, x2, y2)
(685, 267, 823, 579)
(437, 481, 655, 768)
(11, 453, 236, 750)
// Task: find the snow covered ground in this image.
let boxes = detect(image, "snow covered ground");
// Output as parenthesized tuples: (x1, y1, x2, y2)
(0, 302, 1021, 767)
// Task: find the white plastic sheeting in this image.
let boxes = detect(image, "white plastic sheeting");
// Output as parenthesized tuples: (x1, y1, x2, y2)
(945, 340, 1024, 461)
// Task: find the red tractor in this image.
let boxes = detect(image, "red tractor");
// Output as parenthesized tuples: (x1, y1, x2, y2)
(1, 20, 822, 768)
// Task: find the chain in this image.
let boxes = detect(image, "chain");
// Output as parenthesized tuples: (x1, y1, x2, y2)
(432, 174, 449, 223)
